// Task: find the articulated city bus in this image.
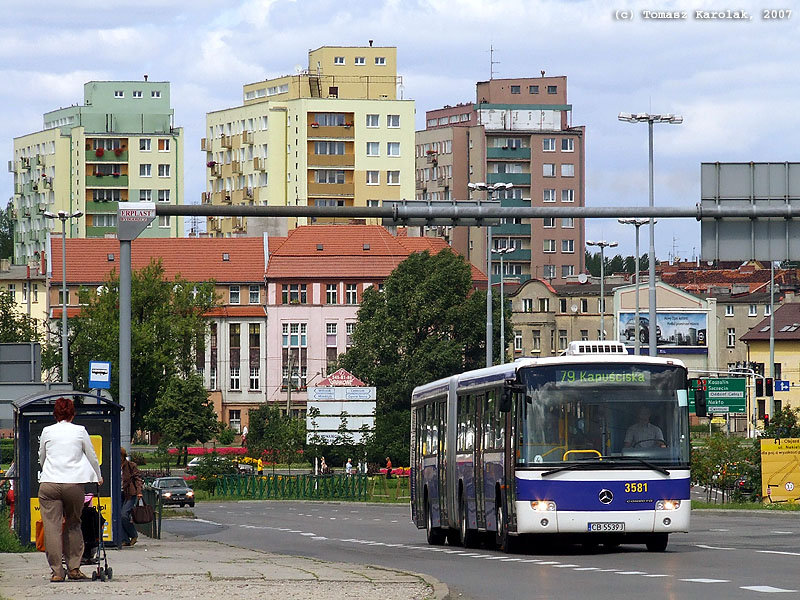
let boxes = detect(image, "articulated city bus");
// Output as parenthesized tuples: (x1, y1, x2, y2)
(410, 341, 690, 552)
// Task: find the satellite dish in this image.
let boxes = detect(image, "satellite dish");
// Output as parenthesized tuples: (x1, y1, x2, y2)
(571, 304, 579, 313)
(577, 273, 588, 284)
(294, 64, 302, 74)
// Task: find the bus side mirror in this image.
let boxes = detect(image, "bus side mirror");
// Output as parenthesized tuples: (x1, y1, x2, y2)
(694, 387, 707, 418)
(499, 390, 512, 413)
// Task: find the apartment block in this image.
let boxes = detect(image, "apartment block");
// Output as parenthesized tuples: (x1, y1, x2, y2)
(203, 46, 415, 238)
(415, 76, 585, 285)
(10, 81, 184, 264)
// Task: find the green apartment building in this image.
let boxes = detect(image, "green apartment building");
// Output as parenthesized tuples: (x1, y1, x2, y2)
(10, 80, 184, 263)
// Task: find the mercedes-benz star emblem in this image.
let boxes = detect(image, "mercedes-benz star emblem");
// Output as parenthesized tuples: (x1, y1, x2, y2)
(598, 489, 614, 504)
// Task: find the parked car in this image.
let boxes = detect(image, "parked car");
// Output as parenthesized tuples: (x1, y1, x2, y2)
(150, 477, 195, 507)
(185, 456, 203, 473)
(624, 316, 662, 343)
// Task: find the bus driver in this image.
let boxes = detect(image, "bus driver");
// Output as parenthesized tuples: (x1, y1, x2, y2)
(624, 406, 666, 449)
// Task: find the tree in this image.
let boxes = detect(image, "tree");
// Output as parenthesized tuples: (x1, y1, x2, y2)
(586, 250, 653, 277)
(336, 248, 511, 464)
(0, 202, 13, 261)
(57, 259, 216, 431)
(144, 373, 219, 466)
(246, 404, 305, 472)
(0, 289, 41, 343)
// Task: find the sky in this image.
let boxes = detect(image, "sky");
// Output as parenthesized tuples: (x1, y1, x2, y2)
(3, 0, 799, 261)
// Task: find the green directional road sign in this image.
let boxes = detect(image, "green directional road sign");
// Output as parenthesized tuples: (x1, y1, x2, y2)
(690, 377, 747, 414)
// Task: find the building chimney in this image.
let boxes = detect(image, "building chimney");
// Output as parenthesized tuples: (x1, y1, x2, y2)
(144, 74, 148, 81)
(369, 39, 373, 47)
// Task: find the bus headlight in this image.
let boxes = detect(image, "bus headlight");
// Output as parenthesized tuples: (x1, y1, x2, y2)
(531, 500, 556, 512)
(655, 500, 680, 511)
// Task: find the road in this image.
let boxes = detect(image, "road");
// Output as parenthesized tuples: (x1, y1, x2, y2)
(163, 502, 800, 599)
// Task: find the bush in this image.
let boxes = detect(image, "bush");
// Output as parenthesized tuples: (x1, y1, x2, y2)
(0, 439, 13, 464)
(0, 509, 31, 553)
(217, 424, 235, 446)
(189, 452, 238, 494)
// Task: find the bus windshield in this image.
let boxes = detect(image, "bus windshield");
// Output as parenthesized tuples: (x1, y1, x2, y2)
(516, 363, 689, 466)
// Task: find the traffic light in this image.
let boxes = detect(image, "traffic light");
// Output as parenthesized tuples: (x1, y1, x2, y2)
(764, 414, 770, 428)
(755, 378, 764, 397)
(694, 378, 707, 418)
(765, 378, 774, 396)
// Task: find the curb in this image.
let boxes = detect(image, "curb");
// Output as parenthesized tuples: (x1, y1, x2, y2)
(417, 571, 450, 600)
(693, 508, 800, 518)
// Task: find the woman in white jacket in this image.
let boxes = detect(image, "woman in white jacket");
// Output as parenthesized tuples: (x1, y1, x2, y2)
(38, 397, 102, 582)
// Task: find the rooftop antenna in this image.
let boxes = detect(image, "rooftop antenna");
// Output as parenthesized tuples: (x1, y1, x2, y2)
(490, 45, 500, 80)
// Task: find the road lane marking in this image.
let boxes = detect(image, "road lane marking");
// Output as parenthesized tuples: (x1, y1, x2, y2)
(572, 567, 600, 571)
(537, 561, 561, 565)
(710, 528, 730, 532)
(740, 586, 797, 593)
(757, 550, 800, 557)
(696, 544, 735, 550)
(312, 536, 328, 541)
(500, 558, 522, 562)
(770, 531, 793, 535)
(680, 578, 730, 583)
(643, 574, 670, 578)
(300, 532, 316, 536)
(192, 519, 223, 526)
(616, 571, 647, 575)
(552, 564, 580, 568)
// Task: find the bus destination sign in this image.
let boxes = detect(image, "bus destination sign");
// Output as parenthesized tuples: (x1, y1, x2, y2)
(556, 369, 651, 385)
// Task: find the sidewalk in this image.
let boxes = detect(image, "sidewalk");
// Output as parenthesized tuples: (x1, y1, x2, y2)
(0, 534, 448, 600)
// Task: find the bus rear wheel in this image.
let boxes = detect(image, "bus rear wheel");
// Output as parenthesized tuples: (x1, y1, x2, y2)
(645, 533, 669, 552)
(426, 499, 446, 546)
(459, 495, 479, 548)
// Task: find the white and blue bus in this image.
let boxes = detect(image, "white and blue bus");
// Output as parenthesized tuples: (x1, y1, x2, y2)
(410, 341, 691, 552)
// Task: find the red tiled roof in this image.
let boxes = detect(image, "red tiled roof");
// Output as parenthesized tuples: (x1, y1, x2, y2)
(51, 307, 83, 319)
(740, 303, 800, 341)
(50, 238, 266, 284)
(205, 306, 267, 318)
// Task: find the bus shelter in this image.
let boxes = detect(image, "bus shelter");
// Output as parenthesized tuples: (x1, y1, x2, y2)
(13, 392, 122, 548)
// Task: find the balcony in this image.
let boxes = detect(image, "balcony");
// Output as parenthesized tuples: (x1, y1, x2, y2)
(220, 135, 232, 149)
(209, 163, 221, 177)
(488, 147, 531, 160)
(307, 154, 355, 168)
(201, 138, 211, 151)
(201, 191, 211, 204)
(86, 174, 129, 187)
(487, 172, 530, 186)
(241, 131, 254, 145)
(307, 182, 354, 196)
(86, 226, 117, 238)
(307, 124, 354, 139)
(85, 201, 119, 213)
(86, 149, 128, 162)
(231, 160, 242, 174)
(494, 223, 531, 236)
(253, 157, 265, 171)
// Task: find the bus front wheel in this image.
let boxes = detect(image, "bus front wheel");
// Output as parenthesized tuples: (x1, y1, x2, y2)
(459, 494, 479, 548)
(494, 494, 515, 553)
(426, 499, 446, 546)
(645, 533, 669, 552)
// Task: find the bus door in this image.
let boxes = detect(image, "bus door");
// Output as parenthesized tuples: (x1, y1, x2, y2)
(436, 399, 448, 525)
(503, 389, 518, 533)
(474, 393, 486, 529)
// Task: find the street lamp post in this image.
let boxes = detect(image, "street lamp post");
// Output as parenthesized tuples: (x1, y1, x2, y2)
(618, 218, 651, 354)
(618, 112, 682, 355)
(586, 240, 618, 340)
(468, 181, 513, 367)
(491, 244, 514, 364)
(43, 210, 83, 382)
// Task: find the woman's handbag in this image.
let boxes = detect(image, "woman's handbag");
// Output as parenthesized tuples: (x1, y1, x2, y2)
(35, 519, 46, 552)
(131, 497, 154, 524)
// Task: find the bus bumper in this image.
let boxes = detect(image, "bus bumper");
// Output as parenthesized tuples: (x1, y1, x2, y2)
(515, 501, 690, 534)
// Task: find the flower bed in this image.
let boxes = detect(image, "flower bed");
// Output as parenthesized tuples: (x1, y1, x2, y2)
(167, 446, 247, 456)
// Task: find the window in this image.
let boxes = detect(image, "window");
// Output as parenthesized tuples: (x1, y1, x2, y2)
(561, 189, 575, 203)
(366, 170, 379, 184)
(210, 367, 217, 390)
(158, 139, 170, 152)
(316, 169, 345, 184)
(326, 284, 338, 304)
(727, 327, 736, 348)
(547, 85, 557, 94)
(93, 214, 117, 227)
(140, 139, 151, 151)
(387, 142, 400, 156)
(765, 305, 771, 316)
(543, 163, 555, 177)
(140, 164, 151, 177)
(151, 90, 161, 98)
(543, 239, 556, 253)
(511, 85, 521, 94)
(375, 56, 386, 65)
(7, 284, 15, 300)
(157, 189, 170, 202)
(562, 264, 575, 278)
(561, 217, 574, 228)
(543, 189, 556, 203)
(725, 305, 734, 316)
(366, 142, 379, 156)
(229, 285, 240, 304)
(538, 298, 550, 312)
(313, 113, 346, 126)
(230, 367, 240, 390)
(561, 164, 575, 177)
(543, 217, 555, 228)
(532, 330, 541, 351)
(132, 90, 142, 98)
(387, 170, 400, 185)
(523, 298, 534, 312)
(559, 298, 568, 312)
(244, 285, 259, 304)
(58, 289, 69, 305)
(314, 141, 345, 155)
(282, 322, 308, 348)
(229, 410, 241, 433)
(334, 56, 345, 65)
(562, 138, 574, 152)
(114, 90, 124, 98)
(543, 265, 556, 279)
(514, 331, 523, 352)
(529, 85, 539, 94)
(346, 322, 355, 347)
(543, 138, 556, 152)
(355, 56, 365, 65)
(559, 330, 568, 350)
(158, 215, 170, 228)
(281, 284, 307, 304)
(158, 164, 171, 177)
(366, 114, 379, 127)
(749, 304, 758, 317)
(326, 323, 338, 346)
(387, 114, 400, 128)
(250, 367, 260, 390)
(562, 240, 575, 253)
(346, 284, 358, 304)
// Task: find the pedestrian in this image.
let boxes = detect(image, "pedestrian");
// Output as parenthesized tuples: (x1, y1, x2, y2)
(241, 425, 248, 447)
(320, 456, 328, 475)
(345, 458, 353, 476)
(257, 457, 263, 476)
(37, 396, 103, 582)
(385, 457, 393, 479)
(120, 447, 143, 547)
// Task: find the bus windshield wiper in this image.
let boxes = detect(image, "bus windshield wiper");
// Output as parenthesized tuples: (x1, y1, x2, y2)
(604, 456, 670, 476)
(541, 459, 605, 477)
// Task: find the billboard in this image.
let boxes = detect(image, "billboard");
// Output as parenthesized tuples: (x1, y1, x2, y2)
(618, 312, 707, 347)
(760, 438, 800, 503)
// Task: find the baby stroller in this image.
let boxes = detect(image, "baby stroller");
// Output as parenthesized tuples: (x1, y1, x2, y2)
(81, 486, 112, 581)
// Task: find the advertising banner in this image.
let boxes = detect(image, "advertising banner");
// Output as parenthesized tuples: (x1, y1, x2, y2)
(618, 312, 707, 347)
(760, 438, 800, 503)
